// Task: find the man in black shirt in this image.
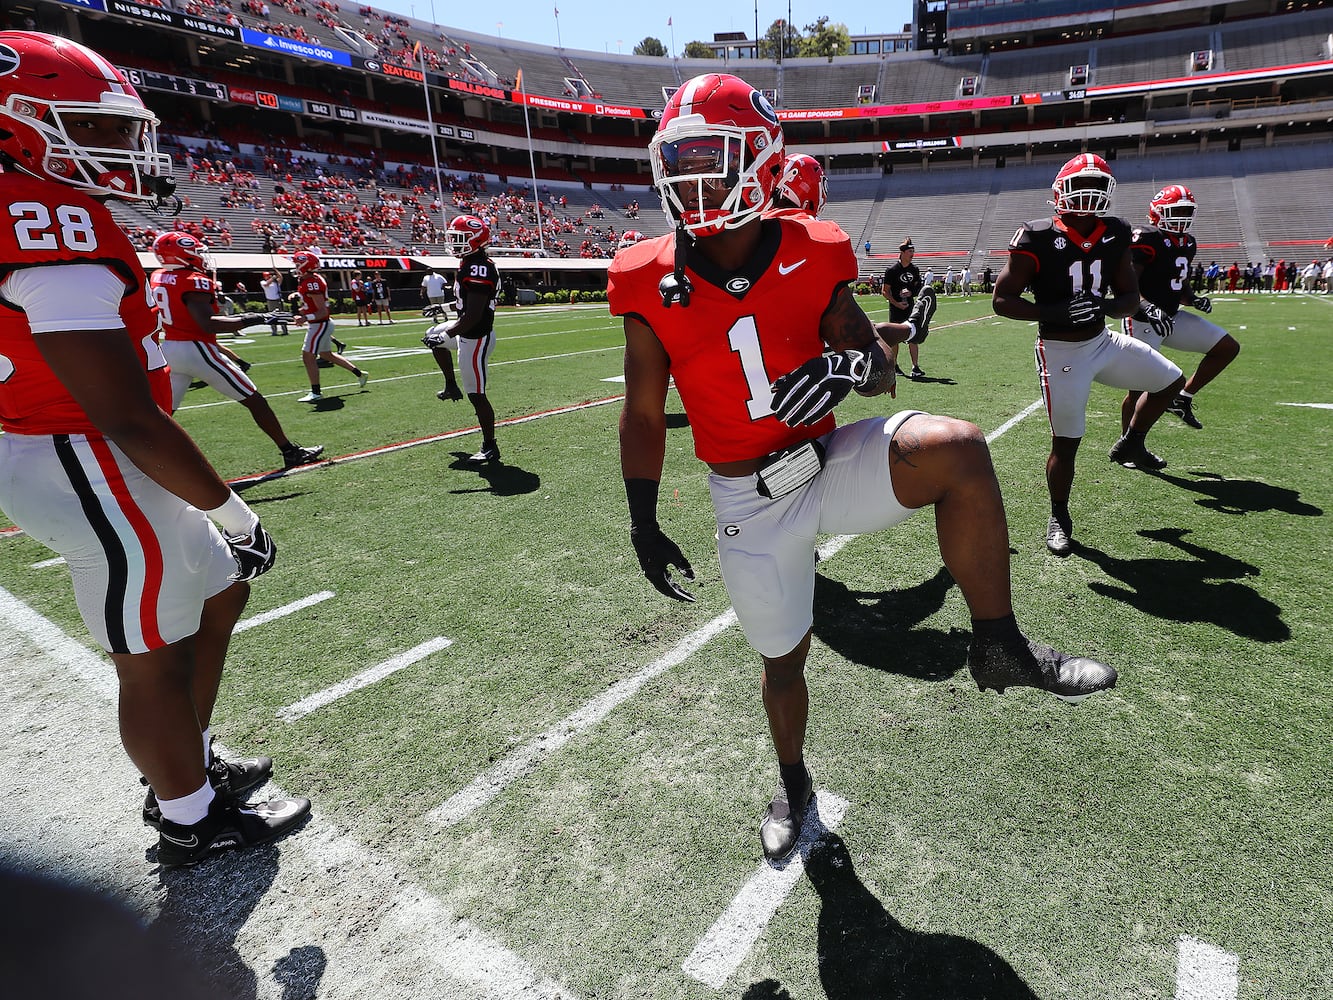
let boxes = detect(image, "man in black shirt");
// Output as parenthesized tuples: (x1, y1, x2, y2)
(882, 239, 926, 378)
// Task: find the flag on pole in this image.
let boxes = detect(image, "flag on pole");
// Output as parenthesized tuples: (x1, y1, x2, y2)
(412, 39, 422, 61)
(667, 16, 672, 25)
(554, 5, 559, 14)
(515, 67, 524, 91)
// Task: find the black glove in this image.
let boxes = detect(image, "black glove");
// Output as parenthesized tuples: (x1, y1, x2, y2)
(769, 350, 870, 427)
(1040, 290, 1103, 327)
(423, 303, 447, 318)
(1190, 293, 1212, 314)
(630, 524, 695, 602)
(1139, 302, 1174, 338)
(224, 525, 277, 582)
(626, 478, 694, 601)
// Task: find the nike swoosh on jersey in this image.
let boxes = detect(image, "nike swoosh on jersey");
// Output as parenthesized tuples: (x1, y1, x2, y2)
(1101, 236, 1115, 243)
(777, 259, 807, 275)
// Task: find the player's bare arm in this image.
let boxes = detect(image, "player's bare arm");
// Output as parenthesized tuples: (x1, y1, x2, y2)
(619, 316, 671, 482)
(992, 253, 1041, 322)
(820, 287, 891, 397)
(36, 328, 232, 509)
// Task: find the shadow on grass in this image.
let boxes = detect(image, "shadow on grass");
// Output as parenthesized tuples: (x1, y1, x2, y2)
(1076, 527, 1289, 642)
(445, 451, 540, 496)
(810, 567, 969, 682)
(153, 824, 322, 1000)
(1152, 470, 1323, 517)
(742, 835, 1038, 1000)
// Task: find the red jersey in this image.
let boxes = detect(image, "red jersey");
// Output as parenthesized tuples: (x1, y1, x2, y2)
(295, 272, 328, 319)
(0, 173, 171, 436)
(149, 266, 219, 343)
(608, 216, 856, 463)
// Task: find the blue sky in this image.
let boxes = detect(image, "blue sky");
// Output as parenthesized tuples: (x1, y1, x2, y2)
(370, 0, 917, 56)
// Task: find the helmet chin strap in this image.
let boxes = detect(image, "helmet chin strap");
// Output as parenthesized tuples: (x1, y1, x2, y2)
(146, 174, 181, 216)
(659, 223, 693, 308)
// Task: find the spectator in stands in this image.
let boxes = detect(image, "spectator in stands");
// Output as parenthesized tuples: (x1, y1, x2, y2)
(882, 238, 925, 380)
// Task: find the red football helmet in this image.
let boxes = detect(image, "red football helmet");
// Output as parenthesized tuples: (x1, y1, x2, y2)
(448, 214, 490, 255)
(649, 73, 784, 237)
(775, 153, 827, 216)
(291, 249, 321, 274)
(1051, 153, 1116, 216)
(617, 230, 645, 252)
(1148, 184, 1197, 234)
(152, 231, 213, 271)
(0, 31, 173, 202)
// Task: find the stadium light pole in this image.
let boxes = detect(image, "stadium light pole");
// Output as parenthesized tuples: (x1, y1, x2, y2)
(516, 70, 547, 256)
(416, 43, 449, 241)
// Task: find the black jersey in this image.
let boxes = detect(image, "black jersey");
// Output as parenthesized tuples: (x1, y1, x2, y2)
(1130, 225, 1197, 316)
(882, 262, 922, 321)
(1009, 216, 1134, 336)
(453, 251, 499, 338)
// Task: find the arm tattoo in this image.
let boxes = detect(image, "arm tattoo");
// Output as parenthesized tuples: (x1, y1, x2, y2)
(889, 428, 923, 468)
(820, 287, 874, 352)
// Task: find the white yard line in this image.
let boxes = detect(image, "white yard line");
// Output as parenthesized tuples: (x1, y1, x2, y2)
(233, 590, 336, 633)
(1175, 935, 1240, 1000)
(1277, 402, 1333, 409)
(276, 636, 454, 722)
(682, 792, 851, 989)
(0, 585, 576, 1000)
(429, 400, 1045, 828)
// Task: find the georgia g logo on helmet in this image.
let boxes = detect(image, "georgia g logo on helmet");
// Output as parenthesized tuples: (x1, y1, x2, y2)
(648, 73, 785, 238)
(1149, 184, 1197, 234)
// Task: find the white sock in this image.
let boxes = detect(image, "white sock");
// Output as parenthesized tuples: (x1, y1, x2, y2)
(202, 727, 213, 766)
(157, 780, 216, 827)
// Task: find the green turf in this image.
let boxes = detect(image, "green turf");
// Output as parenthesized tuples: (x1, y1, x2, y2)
(3, 292, 1331, 998)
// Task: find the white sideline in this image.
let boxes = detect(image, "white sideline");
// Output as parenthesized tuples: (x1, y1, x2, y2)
(1174, 935, 1239, 1000)
(0, 585, 576, 1000)
(681, 792, 850, 989)
(276, 636, 454, 722)
(234, 590, 336, 633)
(429, 399, 1046, 828)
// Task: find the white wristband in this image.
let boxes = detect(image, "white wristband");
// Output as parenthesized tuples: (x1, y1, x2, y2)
(204, 491, 259, 536)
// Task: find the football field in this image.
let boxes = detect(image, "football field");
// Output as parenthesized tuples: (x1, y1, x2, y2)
(2, 291, 1331, 999)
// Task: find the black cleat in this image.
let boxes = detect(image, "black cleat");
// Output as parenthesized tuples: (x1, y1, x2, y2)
(467, 443, 501, 465)
(968, 636, 1117, 704)
(156, 793, 310, 868)
(281, 443, 325, 469)
(143, 750, 274, 830)
(332, 337, 347, 353)
(894, 363, 906, 376)
(760, 771, 814, 862)
(1046, 514, 1073, 557)
(1167, 395, 1203, 429)
(1109, 436, 1167, 471)
(436, 385, 464, 401)
(910, 366, 925, 380)
(908, 286, 938, 341)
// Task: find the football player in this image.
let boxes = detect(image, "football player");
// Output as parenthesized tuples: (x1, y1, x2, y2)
(422, 214, 501, 463)
(993, 154, 1185, 557)
(769, 152, 827, 218)
(150, 232, 323, 469)
(0, 32, 309, 864)
(1121, 186, 1240, 431)
(609, 73, 1116, 863)
(291, 250, 368, 402)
